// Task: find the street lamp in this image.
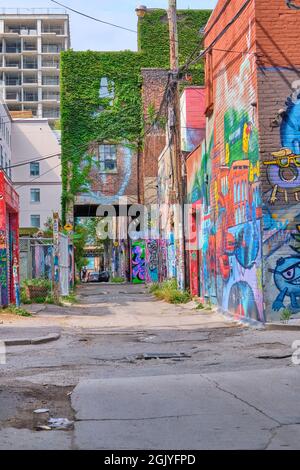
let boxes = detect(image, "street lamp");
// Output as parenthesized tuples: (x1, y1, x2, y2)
(135, 5, 147, 18)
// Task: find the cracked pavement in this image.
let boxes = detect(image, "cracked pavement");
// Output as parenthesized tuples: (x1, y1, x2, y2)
(0, 283, 300, 449)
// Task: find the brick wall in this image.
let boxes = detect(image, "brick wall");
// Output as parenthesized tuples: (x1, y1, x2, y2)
(195, 0, 265, 321)
(141, 68, 169, 205)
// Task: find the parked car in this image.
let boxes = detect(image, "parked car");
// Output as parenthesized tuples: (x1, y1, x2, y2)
(87, 271, 110, 283)
(99, 270, 110, 283)
(87, 272, 100, 283)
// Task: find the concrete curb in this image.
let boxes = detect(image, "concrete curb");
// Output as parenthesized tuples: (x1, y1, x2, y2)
(3, 333, 60, 347)
(264, 323, 300, 331)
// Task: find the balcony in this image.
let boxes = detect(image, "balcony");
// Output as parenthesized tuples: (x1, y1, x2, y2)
(23, 59, 37, 70)
(42, 59, 59, 69)
(5, 45, 21, 54)
(43, 108, 59, 119)
(23, 42, 37, 52)
(5, 59, 21, 68)
(42, 44, 63, 54)
(42, 77, 59, 86)
(42, 91, 60, 101)
(23, 92, 38, 102)
(5, 77, 21, 86)
(6, 91, 20, 101)
(5, 28, 37, 36)
(23, 75, 38, 85)
(42, 25, 65, 35)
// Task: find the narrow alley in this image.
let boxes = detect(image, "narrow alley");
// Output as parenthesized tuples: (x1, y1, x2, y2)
(0, 283, 300, 450)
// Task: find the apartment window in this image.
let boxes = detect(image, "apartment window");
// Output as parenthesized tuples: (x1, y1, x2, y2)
(99, 77, 115, 101)
(30, 188, 40, 203)
(99, 144, 117, 173)
(30, 162, 40, 176)
(30, 215, 40, 228)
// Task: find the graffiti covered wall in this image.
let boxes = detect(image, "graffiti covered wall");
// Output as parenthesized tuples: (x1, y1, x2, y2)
(255, 0, 300, 320)
(258, 69, 300, 320)
(197, 0, 264, 321)
(131, 240, 146, 284)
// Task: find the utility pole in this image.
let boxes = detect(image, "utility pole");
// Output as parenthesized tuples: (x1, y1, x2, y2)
(167, 0, 185, 290)
(168, 0, 182, 202)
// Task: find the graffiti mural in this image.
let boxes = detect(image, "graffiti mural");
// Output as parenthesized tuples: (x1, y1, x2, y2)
(76, 145, 137, 206)
(263, 148, 300, 204)
(131, 241, 146, 284)
(262, 78, 300, 319)
(185, 46, 265, 321)
(146, 239, 159, 283)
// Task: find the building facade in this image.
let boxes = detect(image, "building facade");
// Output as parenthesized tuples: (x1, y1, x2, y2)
(11, 118, 61, 229)
(183, 0, 300, 322)
(0, 99, 12, 176)
(61, 9, 210, 281)
(0, 9, 70, 124)
(0, 169, 19, 307)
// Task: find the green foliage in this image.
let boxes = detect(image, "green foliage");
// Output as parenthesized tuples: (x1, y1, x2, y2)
(150, 279, 191, 304)
(61, 9, 211, 221)
(61, 50, 144, 223)
(280, 308, 292, 323)
(61, 292, 78, 304)
(71, 223, 89, 272)
(2, 305, 32, 317)
(138, 9, 211, 84)
(22, 278, 51, 289)
(111, 276, 125, 283)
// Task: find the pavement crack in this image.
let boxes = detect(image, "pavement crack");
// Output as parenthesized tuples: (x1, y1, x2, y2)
(75, 413, 203, 422)
(201, 374, 282, 426)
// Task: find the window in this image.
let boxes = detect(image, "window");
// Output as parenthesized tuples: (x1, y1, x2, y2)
(30, 162, 40, 176)
(31, 215, 40, 228)
(30, 188, 40, 203)
(99, 144, 117, 172)
(99, 77, 115, 101)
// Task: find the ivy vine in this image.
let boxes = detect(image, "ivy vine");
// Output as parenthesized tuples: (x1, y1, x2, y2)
(61, 9, 210, 223)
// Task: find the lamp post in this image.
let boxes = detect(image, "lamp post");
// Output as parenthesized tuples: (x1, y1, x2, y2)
(135, 5, 147, 18)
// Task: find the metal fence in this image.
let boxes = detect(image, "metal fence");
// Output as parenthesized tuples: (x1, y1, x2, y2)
(20, 237, 74, 301)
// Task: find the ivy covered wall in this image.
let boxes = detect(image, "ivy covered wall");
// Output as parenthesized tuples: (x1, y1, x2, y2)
(61, 9, 211, 223)
(138, 9, 212, 83)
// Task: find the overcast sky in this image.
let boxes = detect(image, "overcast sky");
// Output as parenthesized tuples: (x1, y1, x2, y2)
(1, 0, 218, 50)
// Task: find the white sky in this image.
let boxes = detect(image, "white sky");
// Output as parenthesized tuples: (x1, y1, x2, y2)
(0, 0, 218, 50)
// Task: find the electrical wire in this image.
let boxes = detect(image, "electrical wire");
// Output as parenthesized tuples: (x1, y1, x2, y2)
(6, 152, 60, 170)
(50, 0, 137, 34)
(180, 0, 253, 74)
(14, 162, 61, 189)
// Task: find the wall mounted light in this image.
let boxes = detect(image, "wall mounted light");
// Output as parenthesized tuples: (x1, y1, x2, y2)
(135, 5, 147, 18)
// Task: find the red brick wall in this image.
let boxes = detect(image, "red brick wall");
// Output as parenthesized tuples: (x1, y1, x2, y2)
(197, 0, 265, 321)
(141, 68, 169, 204)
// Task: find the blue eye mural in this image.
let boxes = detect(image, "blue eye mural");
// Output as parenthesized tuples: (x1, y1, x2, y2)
(281, 92, 300, 154)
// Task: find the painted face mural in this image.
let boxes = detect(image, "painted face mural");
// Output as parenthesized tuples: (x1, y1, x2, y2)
(146, 240, 159, 283)
(271, 256, 300, 311)
(264, 148, 300, 204)
(77, 146, 135, 205)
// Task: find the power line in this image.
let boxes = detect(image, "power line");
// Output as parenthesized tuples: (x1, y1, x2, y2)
(15, 163, 61, 190)
(7, 152, 61, 170)
(180, 0, 253, 73)
(50, 0, 137, 34)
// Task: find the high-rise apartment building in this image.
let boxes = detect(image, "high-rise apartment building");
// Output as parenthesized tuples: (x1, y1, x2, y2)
(0, 8, 70, 124)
